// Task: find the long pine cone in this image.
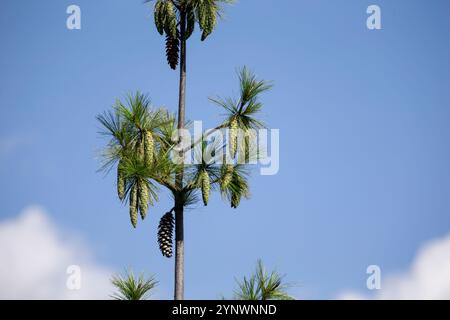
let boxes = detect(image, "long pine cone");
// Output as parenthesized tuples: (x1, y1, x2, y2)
(117, 160, 125, 201)
(165, 34, 179, 70)
(129, 184, 138, 228)
(158, 211, 175, 258)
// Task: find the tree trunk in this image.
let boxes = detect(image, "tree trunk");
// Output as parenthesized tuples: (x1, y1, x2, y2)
(174, 10, 187, 301)
(174, 202, 184, 300)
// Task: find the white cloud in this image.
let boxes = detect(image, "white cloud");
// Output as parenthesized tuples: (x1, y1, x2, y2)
(338, 233, 450, 300)
(0, 206, 114, 299)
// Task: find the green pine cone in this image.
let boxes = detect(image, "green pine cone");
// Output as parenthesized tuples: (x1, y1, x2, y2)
(222, 164, 233, 190)
(201, 170, 210, 206)
(129, 184, 138, 228)
(138, 180, 149, 220)
(154, 0, 165, 35)
(185, 10, 195, 40)
(229, 118, 238, 159)
(117, 160, 126, 201)
(201, 4, 216, 41)
(144, 130, 154, 166)
(164, 1, 177, 39)
(231, 192, 241, 208)
(197, 3, 207, 31)
(244, 133, 250, 163)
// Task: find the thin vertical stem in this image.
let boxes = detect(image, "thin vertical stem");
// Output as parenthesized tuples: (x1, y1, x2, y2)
(174, 9, 187, 301)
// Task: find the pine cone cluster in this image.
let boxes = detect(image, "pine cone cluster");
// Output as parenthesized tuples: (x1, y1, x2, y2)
(155, 0, 180, 69)
(154, 0, 220, 68)
(197, 1, 217, 41)
(158, 211, 175, 258)
(117, 130, 155, 228)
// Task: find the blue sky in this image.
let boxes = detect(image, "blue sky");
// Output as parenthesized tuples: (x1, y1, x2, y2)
(1, 0, 450, 299)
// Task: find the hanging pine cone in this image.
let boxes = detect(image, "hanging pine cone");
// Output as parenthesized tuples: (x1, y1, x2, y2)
(196, 3, 206, 32)
(144, 130, 154, 166)
(231, 192, 241, 209)
(138, 179, 149, 220)
(164, 0, 177, 39)
(158, 211, 174, 258)
(221, 164, 233, 190)
(129, 184, 138, 228)
(201, 170, 210, 206)
(154, 0, 165, 35)
(117, 160, 125, 201)
(229, 118, 238, 159)
(185, 10, 195, 40)
(165, 33, 179, 70)
(201, 4, 217, 41)
(242, 132, 252, 164)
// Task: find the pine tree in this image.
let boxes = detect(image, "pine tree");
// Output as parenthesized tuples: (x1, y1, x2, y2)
(98, 0, 273, 301)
